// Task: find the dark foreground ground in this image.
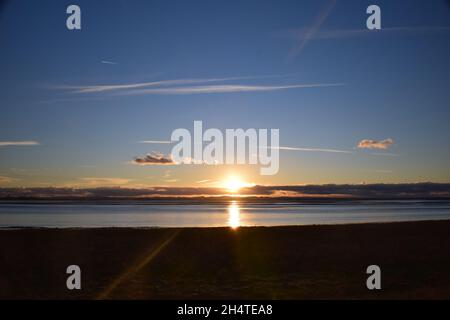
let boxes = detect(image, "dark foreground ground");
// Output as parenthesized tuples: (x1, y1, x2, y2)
(1, 220, 450, 299)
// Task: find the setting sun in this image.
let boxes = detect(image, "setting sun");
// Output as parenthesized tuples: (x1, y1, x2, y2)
(222, 177, 252, 193)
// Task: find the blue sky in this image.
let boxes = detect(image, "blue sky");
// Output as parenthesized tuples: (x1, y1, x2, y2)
(0, 0, 449, 188)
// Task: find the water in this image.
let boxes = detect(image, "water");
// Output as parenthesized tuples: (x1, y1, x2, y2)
(0, 200, 450, 228)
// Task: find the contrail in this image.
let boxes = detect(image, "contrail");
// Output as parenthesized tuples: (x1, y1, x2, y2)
(288, 0, 336, 60)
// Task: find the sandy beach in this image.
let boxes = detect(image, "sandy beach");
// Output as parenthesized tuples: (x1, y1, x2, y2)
(1, 220, 450, 299)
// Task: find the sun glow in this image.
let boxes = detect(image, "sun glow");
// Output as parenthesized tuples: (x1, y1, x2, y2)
(222, 176, 251, 193)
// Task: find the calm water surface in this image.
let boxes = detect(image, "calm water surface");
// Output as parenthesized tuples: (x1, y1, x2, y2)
(1, 200, 450, 228)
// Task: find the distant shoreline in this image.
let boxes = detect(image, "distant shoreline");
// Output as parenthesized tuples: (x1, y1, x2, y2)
(1, 197, 450, 205)
(1, 182, 450, 202)
(2, 218, 450, 230)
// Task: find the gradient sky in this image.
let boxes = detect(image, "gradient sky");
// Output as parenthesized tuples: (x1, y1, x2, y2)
(1, 0, 450, 188)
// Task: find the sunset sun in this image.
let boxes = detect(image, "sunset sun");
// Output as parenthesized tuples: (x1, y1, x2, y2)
(222, 177, 252, 193)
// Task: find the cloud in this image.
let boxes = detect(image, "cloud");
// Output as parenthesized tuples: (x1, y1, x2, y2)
(246, 183, 450, 199)
(79, 177, 131, 186)
(56, 76, 258, 94)
(279, 24, 450, 62)
(276, 146, 352, 154)
(0, 176, 17, 184)
(282, 26, 450, 42)
(357, 138, 394, 150)
(138, 140, 172, 144)
(132, 153, 175, 166)
(373, 170, 393, 173)
(0, 141, 40, 147)
(369, 152, 399, 157)
(52, 75, 344, 96)
(2, 183, 450, 200)
(100, 60, 118, 65)
(163, 170, 172, 179)
(122, 83, 344, 95)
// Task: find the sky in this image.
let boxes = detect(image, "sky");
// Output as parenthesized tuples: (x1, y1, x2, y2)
(0, 0, 450, 190)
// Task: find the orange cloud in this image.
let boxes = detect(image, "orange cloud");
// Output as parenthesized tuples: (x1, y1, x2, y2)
(79, 177, 131, 186)
(357, 138, 394, 150)
(0, 176, 17, 184)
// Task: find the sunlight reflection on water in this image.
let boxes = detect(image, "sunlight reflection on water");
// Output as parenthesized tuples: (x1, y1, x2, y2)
(227, 201, 240, 229)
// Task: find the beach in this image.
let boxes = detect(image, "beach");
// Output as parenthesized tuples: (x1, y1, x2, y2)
(1, 220, 450, 299)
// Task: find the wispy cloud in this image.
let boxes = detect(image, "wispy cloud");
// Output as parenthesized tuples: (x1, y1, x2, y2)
(288, 0, 336, 60)
(357, 138, 394, 150)
(372, 169, 393, 173)
(283, 26, 450, 42)
(138, 140, 172, 144)
(122, 83, 345, 95)
(0, 141, 40, 147)
(270, 144, 399, 155)
(163, 170, 172, 179)
(279, 146, 352, 153)
(132, 153, 175, 166)
(78, 177, 131, 187)
(195, 179, 221, 186)
(280, 21, 450, 61)
(0, 176, 18, 184)
(55, 76, 259, 94)
(100, 60, 118, 65)
(268, 145, 352, 154)
(163, 179, 178, 183)
(369, 152, 399, 157)
(51, 74, 344, 96)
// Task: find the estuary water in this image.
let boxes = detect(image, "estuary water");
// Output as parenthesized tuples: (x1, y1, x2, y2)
(1, 200, 450, 228)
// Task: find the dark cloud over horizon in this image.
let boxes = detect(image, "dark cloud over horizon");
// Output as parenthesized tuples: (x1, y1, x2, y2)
(1, 183, 449, 200)
(132, 153, 175, 165)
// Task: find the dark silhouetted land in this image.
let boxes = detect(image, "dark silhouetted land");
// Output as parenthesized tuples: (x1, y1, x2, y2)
(1, 220, 450, 299)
